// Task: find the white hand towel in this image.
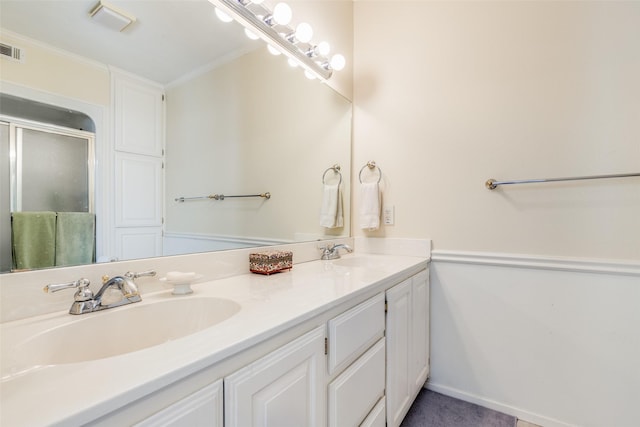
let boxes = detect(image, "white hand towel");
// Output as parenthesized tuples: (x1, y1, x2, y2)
(359, 182, 380, 230)
(320, 183, 343, 228)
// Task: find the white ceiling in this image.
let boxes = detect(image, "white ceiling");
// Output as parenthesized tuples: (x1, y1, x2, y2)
(0, 0, 259, 84)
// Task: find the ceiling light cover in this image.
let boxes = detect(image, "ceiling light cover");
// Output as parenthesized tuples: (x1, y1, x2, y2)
(89, 1, 136, 32)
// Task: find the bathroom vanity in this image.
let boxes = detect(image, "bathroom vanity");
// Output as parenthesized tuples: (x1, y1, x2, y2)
(0, 247, 430, 427)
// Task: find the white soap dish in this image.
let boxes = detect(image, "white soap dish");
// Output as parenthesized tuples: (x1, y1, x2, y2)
(160, 272, 202, 295)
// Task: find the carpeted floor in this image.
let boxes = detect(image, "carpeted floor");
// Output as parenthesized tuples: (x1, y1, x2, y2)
(401, 389, 517, 427)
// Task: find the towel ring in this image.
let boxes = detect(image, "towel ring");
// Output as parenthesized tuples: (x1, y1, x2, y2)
(359, 161, 382, 184)
(322, 164, 342, 185)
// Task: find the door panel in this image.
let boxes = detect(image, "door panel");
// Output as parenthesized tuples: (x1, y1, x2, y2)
(115, 152, 163, 227)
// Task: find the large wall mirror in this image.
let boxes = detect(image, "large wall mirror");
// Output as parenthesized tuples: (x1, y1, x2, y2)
(0, 0, 351, 273)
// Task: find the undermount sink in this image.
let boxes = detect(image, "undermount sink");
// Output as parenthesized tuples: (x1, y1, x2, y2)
(5, 297, 240, 371)
(333, 255, 397, 271)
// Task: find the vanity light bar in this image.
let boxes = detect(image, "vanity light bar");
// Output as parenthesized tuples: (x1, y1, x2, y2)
(208, 0, 334, 81)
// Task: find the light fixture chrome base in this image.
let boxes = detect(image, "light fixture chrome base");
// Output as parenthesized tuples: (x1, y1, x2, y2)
(209, 0, 334, 81)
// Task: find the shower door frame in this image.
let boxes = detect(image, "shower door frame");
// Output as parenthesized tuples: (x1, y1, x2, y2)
(2, 115, 96, 214)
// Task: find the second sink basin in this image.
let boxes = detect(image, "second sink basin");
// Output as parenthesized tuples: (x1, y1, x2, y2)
(7, 296, 240, 370)
(333, 255, 399, 271)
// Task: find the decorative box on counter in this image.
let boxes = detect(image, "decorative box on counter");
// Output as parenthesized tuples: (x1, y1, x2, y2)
(249, 250, 293, 275)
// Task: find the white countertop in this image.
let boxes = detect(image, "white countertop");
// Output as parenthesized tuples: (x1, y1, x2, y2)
(0, 253, 428, 427)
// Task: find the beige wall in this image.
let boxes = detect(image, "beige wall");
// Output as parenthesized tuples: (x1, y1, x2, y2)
(289, 0, 354, 100)
(353, 1, 640, 260)
(0, 31, 110, 106)
(165, 48, 352, 242)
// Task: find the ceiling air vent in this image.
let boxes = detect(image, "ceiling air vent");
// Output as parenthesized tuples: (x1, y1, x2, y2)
(0, 43, 24, 62)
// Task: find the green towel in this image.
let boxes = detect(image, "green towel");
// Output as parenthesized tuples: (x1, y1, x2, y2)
(11, 211, 57, 270)
(55, 212, 95, 267)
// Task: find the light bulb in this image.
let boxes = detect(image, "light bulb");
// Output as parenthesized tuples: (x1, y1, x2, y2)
(214, 7, 233, 23)
(295, 23, 313, 43)
(244, 28, 259, 40)
(330, 54, 345, 71)
(304, 70, 316, 80)
(287, 58, 298, 68)
(272, 3, 292, 26)
(267, 44, 281, 55)
(317, 41, 330, 57)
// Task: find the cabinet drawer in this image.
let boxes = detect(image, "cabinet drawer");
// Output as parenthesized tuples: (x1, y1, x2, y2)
(327, 293, 385, 375)
(360, 397, 385, 427)
(328, 338, 385, 427)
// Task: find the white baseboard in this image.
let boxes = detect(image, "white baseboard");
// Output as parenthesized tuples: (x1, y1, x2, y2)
(426, 382, 575, 427)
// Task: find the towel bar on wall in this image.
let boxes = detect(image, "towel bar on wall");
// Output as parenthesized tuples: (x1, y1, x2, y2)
(175, 192, 271, 202)
(485, 172, 640, 190)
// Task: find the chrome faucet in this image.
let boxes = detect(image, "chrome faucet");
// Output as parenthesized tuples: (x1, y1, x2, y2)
(44, 270, 156, 315)
(320, 243, 353, 260)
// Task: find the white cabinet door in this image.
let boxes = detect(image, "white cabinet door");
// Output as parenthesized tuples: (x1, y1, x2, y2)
(113, 73, 164, 157)
(134, 380, 222, 427)
(386, 268, 430, 427)
(411, 269, 430, 389)
(112, 70, 164, 260)
(113, 152, 163, 260)
(114, 152, 163, 227)
(224, 327, 326, 427)
(114, 227, 162, 261)
(386, 277, 413, 427)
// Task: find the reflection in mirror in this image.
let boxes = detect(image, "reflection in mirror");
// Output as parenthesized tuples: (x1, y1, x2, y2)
(0, 112, 96, 271)
(165, 46, 351, 253)
(0, 95, 99, 272)
(0, 0, 351, 273)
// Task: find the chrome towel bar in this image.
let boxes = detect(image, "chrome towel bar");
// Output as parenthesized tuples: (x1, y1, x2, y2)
(175, 192, 271, 202)
(486, 173, 640, 190)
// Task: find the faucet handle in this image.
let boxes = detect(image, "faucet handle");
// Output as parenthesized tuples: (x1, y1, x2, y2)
(44, 278, 93, 302)
(125, 270, 157, 280)
(318, 244, 334, 256)
(319, 243, 353, 260)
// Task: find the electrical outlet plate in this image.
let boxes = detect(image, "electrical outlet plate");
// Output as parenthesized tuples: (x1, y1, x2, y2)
(383, 205, 394, 225)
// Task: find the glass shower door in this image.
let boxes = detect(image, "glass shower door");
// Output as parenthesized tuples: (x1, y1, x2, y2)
(0, 122, 11, 271)
(1, 118, 95, 272)
(15, 126, 94, 213)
